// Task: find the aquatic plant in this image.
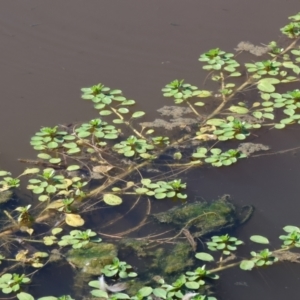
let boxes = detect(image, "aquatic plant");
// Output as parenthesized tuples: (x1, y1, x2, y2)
(0, 10, 300, 300)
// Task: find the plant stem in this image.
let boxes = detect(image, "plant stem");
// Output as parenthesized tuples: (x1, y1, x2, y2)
(110, 107, 146, 139)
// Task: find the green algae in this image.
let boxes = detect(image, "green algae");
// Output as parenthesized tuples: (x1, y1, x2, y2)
(153, 195, 250, 237)
(66, 242, 117, 276)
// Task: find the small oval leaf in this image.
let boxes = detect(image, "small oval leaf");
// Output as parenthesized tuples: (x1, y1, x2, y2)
(195, 252, 214, 262)
(250, 235, 269, 244)
(103, 194, 123, 206)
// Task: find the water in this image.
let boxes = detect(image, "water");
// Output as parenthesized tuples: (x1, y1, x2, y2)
(1, 1, 300, 299)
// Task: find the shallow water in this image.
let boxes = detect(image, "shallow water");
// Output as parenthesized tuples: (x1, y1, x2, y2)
(1, 1, 300, 299)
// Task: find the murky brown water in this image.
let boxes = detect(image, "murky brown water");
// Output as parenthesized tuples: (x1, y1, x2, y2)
(1, 1, 300, 299)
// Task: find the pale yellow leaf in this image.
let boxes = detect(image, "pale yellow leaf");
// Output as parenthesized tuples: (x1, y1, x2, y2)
(65, 213, 85, 227)
(46, 200, 64, 210)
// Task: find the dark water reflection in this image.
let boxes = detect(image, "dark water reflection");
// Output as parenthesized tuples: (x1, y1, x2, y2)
(1, 1, 300, 299)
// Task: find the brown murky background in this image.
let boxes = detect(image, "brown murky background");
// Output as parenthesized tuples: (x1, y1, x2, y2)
(1, 1, 300, 299)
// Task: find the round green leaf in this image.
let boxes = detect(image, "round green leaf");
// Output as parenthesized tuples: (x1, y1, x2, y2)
(103, 194, 123, 206)
(99, 110, 112, 116)
(155, 193, 166, 199)
(49, 158, 61, 164)
(240, 260, 255, 271)
(47, 141, 59, 149)
(37, 153, 52, 160)
(250, 235, 269, 244)
(229, 106, 249, 114)
(17, 293, 35, 300)
(138, 287, 153, 297)
(195, 252, 214, 262)
(153, 288, 167, 299)
(274, 123, 285, 129)
(33, 187, 44, 194)
(90, 290, 108, 298)
(0, 170, 10, 176)
(118, 108, 129, 114)
(283, 225, 300, 233)
(132, 111, 145, 119)
(67, 165, 81, 171)
(185, 281, 200, 289)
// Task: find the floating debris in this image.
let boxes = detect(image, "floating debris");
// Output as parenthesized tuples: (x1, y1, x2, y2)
(235, 41, 270, 56)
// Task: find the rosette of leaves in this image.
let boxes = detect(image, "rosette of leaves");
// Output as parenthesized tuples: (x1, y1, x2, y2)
(268, 41, 283, 56)
(271, 89, 300, 124)
(15, 249, 49, 268)
(81, 83, 124, 104)
(75, 118, 118, 147)
(199, 48, 241, 76)
(101, 257, 137, 278)
(135, 178, 187, 199)
(0, 273, 30, 294)
(15, 205, 34, 228)
(160, 275, 186, 299)
(185, 265, 219, 289)
(245, 60, 281, 79)
(162, 80, 200, 104)
(240, 249, 278, 271)
(27, 168, 68, 202)
(207, 116, 260, 141)
(205, 148, 246, 167)
(151, 136, 170, 146)
(0, 176, 20, 191)
(280, 22, 300, 38)
(30, 126, 74, 151)
(58, 229, 101, 249)
(279, 225, 300, 248)
(113, 135, 154, 158)
(206, 234, 243, 255)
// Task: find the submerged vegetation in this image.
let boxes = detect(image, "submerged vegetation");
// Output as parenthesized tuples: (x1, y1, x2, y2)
(1, 11, 300, 300)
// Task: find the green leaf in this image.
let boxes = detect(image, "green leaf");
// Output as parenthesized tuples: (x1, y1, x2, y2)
(20, 168, 40, 175)
(47, 141, 59, 149)
(118, 108, 129, 114)
(206, 118, 225, 126)
(33, 187, 44, 194)
(155, 193, 166, 199)
(229, 106, 249, 114)
(252, 111, 263, 119)
(88, 280, 101, 288)
(103, 194, 123, 206)
(138, 287, 153, 297)
(38, 153, 52, 160)
(194, 102, 205, 106)
(67, 165, 81, 171)
(185, 281, 200, 289)
(153, 288, 167, 299)
(229, 72, 242, 77)
(262, 113, 274, 120)
(135, 188, 149, 194)
(240, 260, 255, 271)
(0, 170, 10, 176)
(90, 290, 108, 298)
(274, 123, 285, 129)
(283, 225, 300, 233)
(17, 293, 35, 300)
(132, 111, 145, 119)
(250, 235, 269, 244)
(195, 252, 214, 262)
(49, 158, 61, 164)
(67, 148, 81, 155)
(38, 195, 49, 202)
(99, 110, 112, 116)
